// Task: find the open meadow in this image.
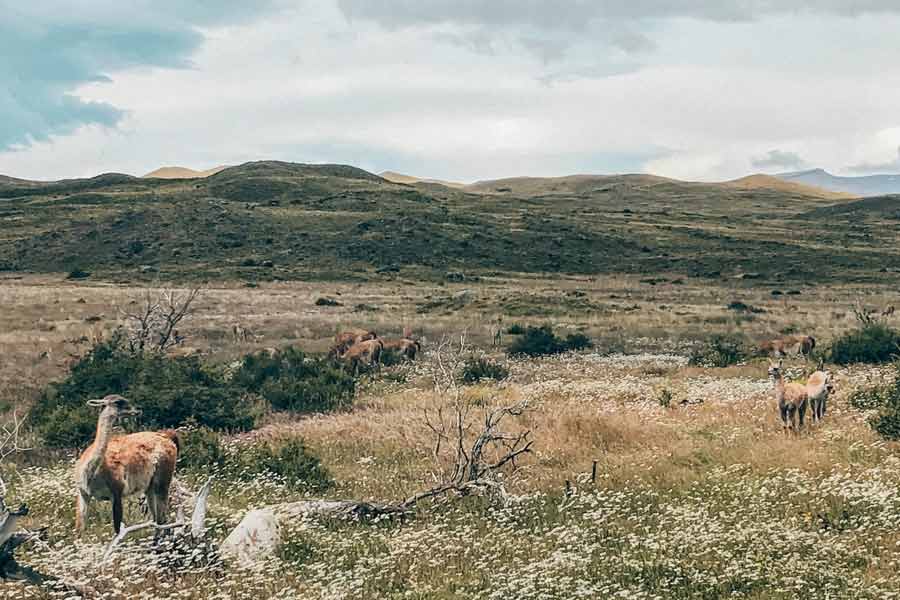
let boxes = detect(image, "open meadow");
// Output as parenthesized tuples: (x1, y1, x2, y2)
(2, 273, 900, 598)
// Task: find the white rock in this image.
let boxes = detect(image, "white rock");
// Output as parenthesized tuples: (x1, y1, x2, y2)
(220, 508, 281, 566)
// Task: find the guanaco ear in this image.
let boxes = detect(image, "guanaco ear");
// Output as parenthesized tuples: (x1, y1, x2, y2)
(778, 359, 784, 369)
(86, 398, 107, 407)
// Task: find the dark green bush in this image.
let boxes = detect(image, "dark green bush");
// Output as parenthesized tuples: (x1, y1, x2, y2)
(178, 426, 227, 471)
(688, 334, 749, 367)
(379, 348, 407, 367)
(727, 301, 765, 314)
(66, 268, 91, 280)
(506, 325, 593, 357)
(506, 323, 526, 335)
(461, 356, 510, 384)
(829, 323, 900, 365)
(849, 387, 887, 411)
(232, 347, 355, 413)
(868, 364, 900, 440)
(29, 334, 257, 448)
(564, 333, 593, 352)
(234, 438, 333, 491)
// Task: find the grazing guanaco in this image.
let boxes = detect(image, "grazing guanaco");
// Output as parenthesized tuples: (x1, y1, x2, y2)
(768, 360, 808, 433)
(759, 335, 816, 359)
(382, 338, 421, 361)
(341, 338, 384, 373)
(74, 395, 179, 534)
(329, 329, 377, 358)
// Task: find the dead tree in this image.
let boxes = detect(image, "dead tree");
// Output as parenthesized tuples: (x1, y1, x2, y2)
(119, 287, 201, 354)
(412, 333, 532, 506)
(0, 412, 48, 582)
(103, 477, 213, 562)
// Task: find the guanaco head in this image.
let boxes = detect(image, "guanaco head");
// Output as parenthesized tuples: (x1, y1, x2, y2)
(86, 394, 141, 419)
(824, 371, 835, 395)
(767, 359, 784, 380)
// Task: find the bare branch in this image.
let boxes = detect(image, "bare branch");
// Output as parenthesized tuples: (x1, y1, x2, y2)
(118, 287, 201, 354)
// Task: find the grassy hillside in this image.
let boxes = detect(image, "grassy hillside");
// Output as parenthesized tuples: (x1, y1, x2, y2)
(1, 160, 896, 285)
(724, 174, 854, 200)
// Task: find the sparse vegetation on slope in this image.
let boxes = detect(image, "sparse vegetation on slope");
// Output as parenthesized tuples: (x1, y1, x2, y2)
(1, 160, 895, 285)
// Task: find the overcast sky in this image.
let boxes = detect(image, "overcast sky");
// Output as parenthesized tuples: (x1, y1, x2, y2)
(3, 0, 900, 182)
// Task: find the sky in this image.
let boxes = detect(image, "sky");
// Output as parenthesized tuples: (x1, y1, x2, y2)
(2, 0, 900, 183)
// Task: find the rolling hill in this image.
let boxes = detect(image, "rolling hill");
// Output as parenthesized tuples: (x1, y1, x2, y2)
(723, 174, 854, 200)
(379, 171, 466, 189)
(776, 168, 900, 197)
(0, 161, 896, 285)
(143, 165, 229, 179)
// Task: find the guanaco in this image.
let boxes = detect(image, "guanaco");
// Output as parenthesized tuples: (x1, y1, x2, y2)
(768, 360, 808, 433)
(805, 363, 834, 425)
(74, 395, 179, 534)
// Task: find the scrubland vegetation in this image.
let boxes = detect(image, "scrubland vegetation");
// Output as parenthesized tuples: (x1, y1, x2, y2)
(1, 273, 900, 599)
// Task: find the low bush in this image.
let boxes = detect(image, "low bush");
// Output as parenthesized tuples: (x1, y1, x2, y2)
(829, 323, 900, 365)
(657, 388, 674, 408)
(848, 387, 888, 411)
(314, 297, 342, 307)
(29, 334, 257, 448)
(506, 325, 593, 357)
(66, 268, 91, 280)
(688, 333, 749, 367)
(233, 438, 333, 491)
(379, 348, 407, 367)
(727, 301, 765, 314)
(867, 364, 900, 440)
(461, 356, 510, 384)
(232, 347, 355, 413)
(178, 426, 227, 471)
(506, 323, 526, 335)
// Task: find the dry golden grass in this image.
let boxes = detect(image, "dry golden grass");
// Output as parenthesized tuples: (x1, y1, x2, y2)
(5, 273, 900, 598)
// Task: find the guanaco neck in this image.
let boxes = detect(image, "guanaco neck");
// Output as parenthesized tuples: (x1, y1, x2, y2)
(771, 373, 786, 402)
(84, 408, 116, 478)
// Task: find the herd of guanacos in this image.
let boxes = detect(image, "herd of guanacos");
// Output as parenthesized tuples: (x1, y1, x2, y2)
(71, 329, 832, 536)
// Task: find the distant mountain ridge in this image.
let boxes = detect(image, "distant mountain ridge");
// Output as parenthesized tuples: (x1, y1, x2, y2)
(0, 162, 860, 201)
(143, 165, 229, 179)
(723, 174, 853, 200)
(379, 171, 466, 189)
(776, 168, 900, 197)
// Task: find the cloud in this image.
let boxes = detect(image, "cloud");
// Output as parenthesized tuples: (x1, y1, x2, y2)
(0, 1, 279, 151)
(751, 149, 807, 171)
(336, 1, 900, 30)
(4, 2, 900, 183)
(847, 146, 900, 173)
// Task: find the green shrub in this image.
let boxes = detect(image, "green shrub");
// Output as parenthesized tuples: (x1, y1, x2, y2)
(66, 268, 91, 280)
(688, 334, 748, 367)
(461, 356, 510, 384)
(868, 365, 900, 440)
(564, 332, 593, 352)
(506, 325, 593, 357)
(849, 387, 888, 411)
(379, 348, 407, 367)
(234, 438, 333, 491)
(829, 323, 900, 365)
(506, 323, 526, 335)
(657, 388, 673, 408)
(29, 334, 257, 448)
(178, 426, 226, 471)
(727, 301, 765, 314)
(232, 347, 355, 413)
